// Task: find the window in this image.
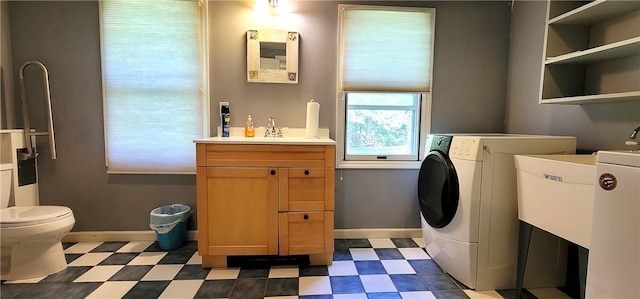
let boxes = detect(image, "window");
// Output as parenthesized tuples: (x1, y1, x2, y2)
(345, 93, 421, 160)
(99, 0, 208, 174)
(337, 5, 435, 169)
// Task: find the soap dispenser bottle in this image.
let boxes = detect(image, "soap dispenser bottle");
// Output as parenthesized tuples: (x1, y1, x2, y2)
(245, 115, 255, 137)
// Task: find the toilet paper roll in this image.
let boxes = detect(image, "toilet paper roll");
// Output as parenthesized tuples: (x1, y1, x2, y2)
(305, 100, 320, 138)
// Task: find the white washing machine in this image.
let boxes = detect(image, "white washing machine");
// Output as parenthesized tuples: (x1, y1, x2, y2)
(586, 150, 640, 298)
(418, 134, 576, 290)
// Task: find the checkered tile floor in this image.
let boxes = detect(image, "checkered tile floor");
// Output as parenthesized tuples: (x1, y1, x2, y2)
(1, 238, 572, 299)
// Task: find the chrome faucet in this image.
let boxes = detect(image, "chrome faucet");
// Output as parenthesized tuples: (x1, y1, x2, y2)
(264, 117, 283, 138)
(265, 117, 280, 137)
(631, 126, 640, 139)
(625, 126, 640, 148)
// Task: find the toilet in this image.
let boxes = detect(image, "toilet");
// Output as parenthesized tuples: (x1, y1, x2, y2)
(1, 162, 75, 280)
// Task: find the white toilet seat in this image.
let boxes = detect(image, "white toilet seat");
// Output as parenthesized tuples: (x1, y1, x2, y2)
(1, 206, 73, 228)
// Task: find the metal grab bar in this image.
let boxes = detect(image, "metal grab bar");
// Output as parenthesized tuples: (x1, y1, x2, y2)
(18, 61, 57, 160)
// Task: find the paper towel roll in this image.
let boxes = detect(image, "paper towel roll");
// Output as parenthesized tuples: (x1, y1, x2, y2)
(305, 99, 320, 138)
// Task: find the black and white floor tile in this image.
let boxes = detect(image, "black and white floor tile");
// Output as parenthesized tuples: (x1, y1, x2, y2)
(1, 238, 572, 299)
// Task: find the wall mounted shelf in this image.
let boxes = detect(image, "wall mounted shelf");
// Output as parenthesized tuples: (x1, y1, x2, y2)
(549, 0, 640, 25)
(540, 0, 640, 105)
(545, 37, 640, 65)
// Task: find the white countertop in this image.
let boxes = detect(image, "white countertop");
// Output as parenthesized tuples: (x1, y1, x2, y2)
(194, 136, 335, 145)
(194, 127, 335, 145)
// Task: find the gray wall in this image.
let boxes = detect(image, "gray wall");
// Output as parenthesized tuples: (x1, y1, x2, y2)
(4, 1, 511, 231)
(506, 1, 640, 151)
(208, 0, 512, 229)
(6, 1, 197, 231)
(1, 1, 16, 129)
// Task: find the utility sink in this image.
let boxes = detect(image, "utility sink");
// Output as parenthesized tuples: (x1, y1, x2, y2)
(514, 154, 597, 248)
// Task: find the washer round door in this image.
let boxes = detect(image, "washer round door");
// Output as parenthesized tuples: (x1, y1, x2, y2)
(418, 150, 460, 228)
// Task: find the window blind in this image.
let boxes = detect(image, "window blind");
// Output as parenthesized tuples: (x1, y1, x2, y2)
(340, 6, 434, 92)
(100, 0, 206, 174)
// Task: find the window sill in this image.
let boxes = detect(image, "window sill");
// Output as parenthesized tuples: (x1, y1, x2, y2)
(337, 160, 422, 170)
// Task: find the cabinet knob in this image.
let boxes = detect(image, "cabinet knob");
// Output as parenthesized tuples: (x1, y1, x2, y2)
(303, 214, 309, 220)
(270, 170, 276, 175)
(304, 170, 310, 175)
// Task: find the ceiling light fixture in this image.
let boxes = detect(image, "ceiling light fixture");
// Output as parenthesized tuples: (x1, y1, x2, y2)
(253, 0, 290, 15)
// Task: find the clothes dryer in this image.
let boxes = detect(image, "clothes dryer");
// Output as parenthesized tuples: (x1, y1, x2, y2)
(419, 134, 576, 290)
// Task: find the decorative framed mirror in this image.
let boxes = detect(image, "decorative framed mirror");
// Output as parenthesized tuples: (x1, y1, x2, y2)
(247, 29, 299, 84)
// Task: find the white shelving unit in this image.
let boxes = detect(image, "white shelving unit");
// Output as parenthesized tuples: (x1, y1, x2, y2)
(539, 0, 640, 104)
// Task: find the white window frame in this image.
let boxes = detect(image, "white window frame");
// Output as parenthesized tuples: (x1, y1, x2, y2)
(336, 5, 435, 169)
(99, 0, 209, 174)
(343, 92, 424, 161)
(337, 92, 431, 169)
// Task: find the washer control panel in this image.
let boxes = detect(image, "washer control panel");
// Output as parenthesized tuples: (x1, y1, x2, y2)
(449, 137, 483, 161)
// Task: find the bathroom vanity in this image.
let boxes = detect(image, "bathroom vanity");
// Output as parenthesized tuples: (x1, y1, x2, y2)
(194, 137, 335, 267)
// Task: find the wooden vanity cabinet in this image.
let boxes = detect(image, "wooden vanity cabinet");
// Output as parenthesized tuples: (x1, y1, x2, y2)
(196, 143, 335, 267)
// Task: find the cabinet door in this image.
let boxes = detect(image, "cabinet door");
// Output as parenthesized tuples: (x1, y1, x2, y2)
(201, 167, 278, 256)
(279, 211, 334, 255)
(279, 168, 327, 211)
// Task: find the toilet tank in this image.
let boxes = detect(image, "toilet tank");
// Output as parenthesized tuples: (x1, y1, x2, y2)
(1, 163, 13, 208)
(1, 130, 39, 206)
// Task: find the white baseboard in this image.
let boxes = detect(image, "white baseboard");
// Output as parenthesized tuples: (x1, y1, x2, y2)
(334, 228, 422, 239)
(62, 230, 199, 243)
(62, 228, 422, 243)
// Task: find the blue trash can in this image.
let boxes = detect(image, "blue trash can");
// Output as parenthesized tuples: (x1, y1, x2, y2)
(150, 204, 192, 250)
